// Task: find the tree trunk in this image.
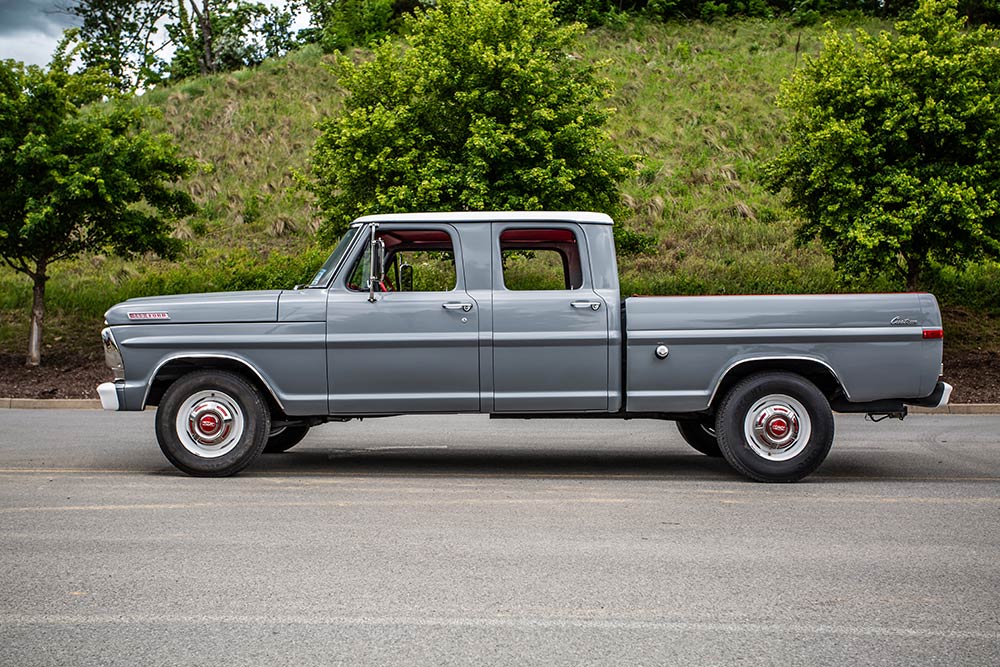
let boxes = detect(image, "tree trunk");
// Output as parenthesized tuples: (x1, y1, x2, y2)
(26, 264, 48, 367)
(905, 256, 922, 292)
(184, 1, 213, 75)
(197, 2, 215, 74)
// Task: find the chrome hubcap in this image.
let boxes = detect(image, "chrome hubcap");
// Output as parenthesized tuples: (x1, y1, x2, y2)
(743, 394, 811, 461)
(176, 390, 245, 458)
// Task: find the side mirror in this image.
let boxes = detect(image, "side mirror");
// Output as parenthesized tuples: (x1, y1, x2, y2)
(399, 263, 413, 292)
(378, 239, 386, 280)
(368, 226, 385, 303)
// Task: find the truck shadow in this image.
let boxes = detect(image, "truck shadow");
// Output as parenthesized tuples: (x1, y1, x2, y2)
(250, 447, 740, 480)
(237, 447, 956, 482)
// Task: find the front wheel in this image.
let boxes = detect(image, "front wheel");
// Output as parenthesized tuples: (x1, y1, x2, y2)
(715, 372, 834, 482)
(155, 370, 270, 477)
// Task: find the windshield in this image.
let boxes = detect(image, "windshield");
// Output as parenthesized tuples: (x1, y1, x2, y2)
(308, 227, 361, 287)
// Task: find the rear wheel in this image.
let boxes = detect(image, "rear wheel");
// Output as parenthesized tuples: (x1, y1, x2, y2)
(155, 370, 270, 477)
(715, 372, 834, 482)
(676, 420, 722, 457)
(264, 424, 311, 453)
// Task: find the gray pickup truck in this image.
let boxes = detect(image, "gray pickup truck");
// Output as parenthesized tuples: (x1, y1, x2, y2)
(98, 211, 951, 482)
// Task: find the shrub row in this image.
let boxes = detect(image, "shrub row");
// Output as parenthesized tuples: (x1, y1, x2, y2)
(2, 249, 994, 327)
(0, 248, 327, 323)
(305, 0, 999, 50)
(553, 0, 998, 25)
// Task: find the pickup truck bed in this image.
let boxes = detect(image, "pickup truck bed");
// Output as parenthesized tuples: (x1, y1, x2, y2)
(625, 293, 941, 413)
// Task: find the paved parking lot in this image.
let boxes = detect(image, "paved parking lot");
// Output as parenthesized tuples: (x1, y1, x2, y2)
(1, 410, 998, 665)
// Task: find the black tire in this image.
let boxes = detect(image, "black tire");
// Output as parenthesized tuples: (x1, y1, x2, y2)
(264, 424, 311, 453)
(155, 370, 270, 477)
(715, 372, 834, 483)
(676, 420, 723, 457)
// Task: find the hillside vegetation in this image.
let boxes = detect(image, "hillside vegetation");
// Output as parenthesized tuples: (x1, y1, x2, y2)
(1, 16, 998, 359)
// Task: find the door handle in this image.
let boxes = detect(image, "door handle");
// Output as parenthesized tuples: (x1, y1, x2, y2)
(443, 302, 473, 312)
(571, 301, 602, 311)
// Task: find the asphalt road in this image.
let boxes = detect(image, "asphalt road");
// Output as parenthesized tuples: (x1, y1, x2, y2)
(1, 410, 998, 666)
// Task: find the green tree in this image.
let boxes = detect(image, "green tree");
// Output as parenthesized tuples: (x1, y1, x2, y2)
(67, 0, 174, 91)
(168, 1, 298, 78)
(307, 0, 635, 241)
(301, 0, 396, 51)
(766, 0, 1000, 289)
(0, 33, 196, 366)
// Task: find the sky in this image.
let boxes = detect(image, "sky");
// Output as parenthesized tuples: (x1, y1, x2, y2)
(0, 1, 80, 66)
(0, 0, 309, 67)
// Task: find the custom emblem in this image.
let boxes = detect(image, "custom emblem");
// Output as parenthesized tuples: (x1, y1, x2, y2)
(127, 312, 170, 321)
(890, 316, 918, 326)
(199, 414, 220, 434)
(769, 419, 788, 436)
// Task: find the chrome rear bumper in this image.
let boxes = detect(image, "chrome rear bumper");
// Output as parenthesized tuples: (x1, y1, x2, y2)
(906, 381, 953, 409)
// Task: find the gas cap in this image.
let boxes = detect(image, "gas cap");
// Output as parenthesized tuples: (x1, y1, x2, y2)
(655, 345, 670, 359)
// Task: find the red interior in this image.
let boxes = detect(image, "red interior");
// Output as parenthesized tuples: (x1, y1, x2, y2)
(379, 229, 452, 248)
(500, 228, 576, 244)
(378, 227, 576, 248)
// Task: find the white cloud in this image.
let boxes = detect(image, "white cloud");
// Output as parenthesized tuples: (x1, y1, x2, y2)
(0, 29, 63, 66)
(0, 0, 78, 65)
(0, 1, 310, 69)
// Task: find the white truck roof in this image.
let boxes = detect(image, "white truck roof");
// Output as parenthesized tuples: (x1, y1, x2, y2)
(354, 211, 614, 225)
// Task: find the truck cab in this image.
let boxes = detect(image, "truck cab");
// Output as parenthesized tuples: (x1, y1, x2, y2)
(317, 212, 622, 415)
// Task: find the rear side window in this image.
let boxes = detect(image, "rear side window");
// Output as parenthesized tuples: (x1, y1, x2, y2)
(500, 227, 582, 291)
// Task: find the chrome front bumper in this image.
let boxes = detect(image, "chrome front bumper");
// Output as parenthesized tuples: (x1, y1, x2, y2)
(98, 327, 125, 410)
(96, 382, 120, 410)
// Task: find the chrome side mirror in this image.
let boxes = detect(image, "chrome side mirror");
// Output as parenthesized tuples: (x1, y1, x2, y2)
(367, 225, 385, 303)
(378, 239, 386, 282)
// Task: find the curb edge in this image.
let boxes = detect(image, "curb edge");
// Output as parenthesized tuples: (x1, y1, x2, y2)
(3, 399, 102, 409)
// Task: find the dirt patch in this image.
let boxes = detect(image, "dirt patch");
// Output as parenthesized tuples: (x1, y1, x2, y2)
(941, 348, 1000, 404)
(0, 352, 112, 400)
(1, 348, 996, 404)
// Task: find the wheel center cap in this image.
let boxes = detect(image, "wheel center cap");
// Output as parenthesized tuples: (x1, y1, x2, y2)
(752, 405, 799, 450)
(767, 417, 788, 438)
(199, 414, 220, 434)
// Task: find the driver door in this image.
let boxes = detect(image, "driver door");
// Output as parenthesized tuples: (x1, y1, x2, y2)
(325, 224, 480, 414)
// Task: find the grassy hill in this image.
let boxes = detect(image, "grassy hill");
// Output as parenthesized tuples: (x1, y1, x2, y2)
(1, 16, 998, 361)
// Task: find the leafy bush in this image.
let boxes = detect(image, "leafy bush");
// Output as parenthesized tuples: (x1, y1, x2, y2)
(765, 0, 1000, 289)
(308, 0, 635, 242)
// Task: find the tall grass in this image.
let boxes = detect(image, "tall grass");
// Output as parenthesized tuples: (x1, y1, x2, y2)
(135, 44, 339, 246)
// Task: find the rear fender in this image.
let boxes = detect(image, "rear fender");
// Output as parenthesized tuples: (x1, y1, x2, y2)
(708, 357, 848, 411)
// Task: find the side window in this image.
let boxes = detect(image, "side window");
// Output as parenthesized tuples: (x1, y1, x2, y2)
(500, 227, 583, 291)
(346, 228, 457, 293)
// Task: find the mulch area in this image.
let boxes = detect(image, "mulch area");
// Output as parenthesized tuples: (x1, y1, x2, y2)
(0, 352, 112, 400)
(1, 348, 997, 403)
(939, 349, 1000, 404)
